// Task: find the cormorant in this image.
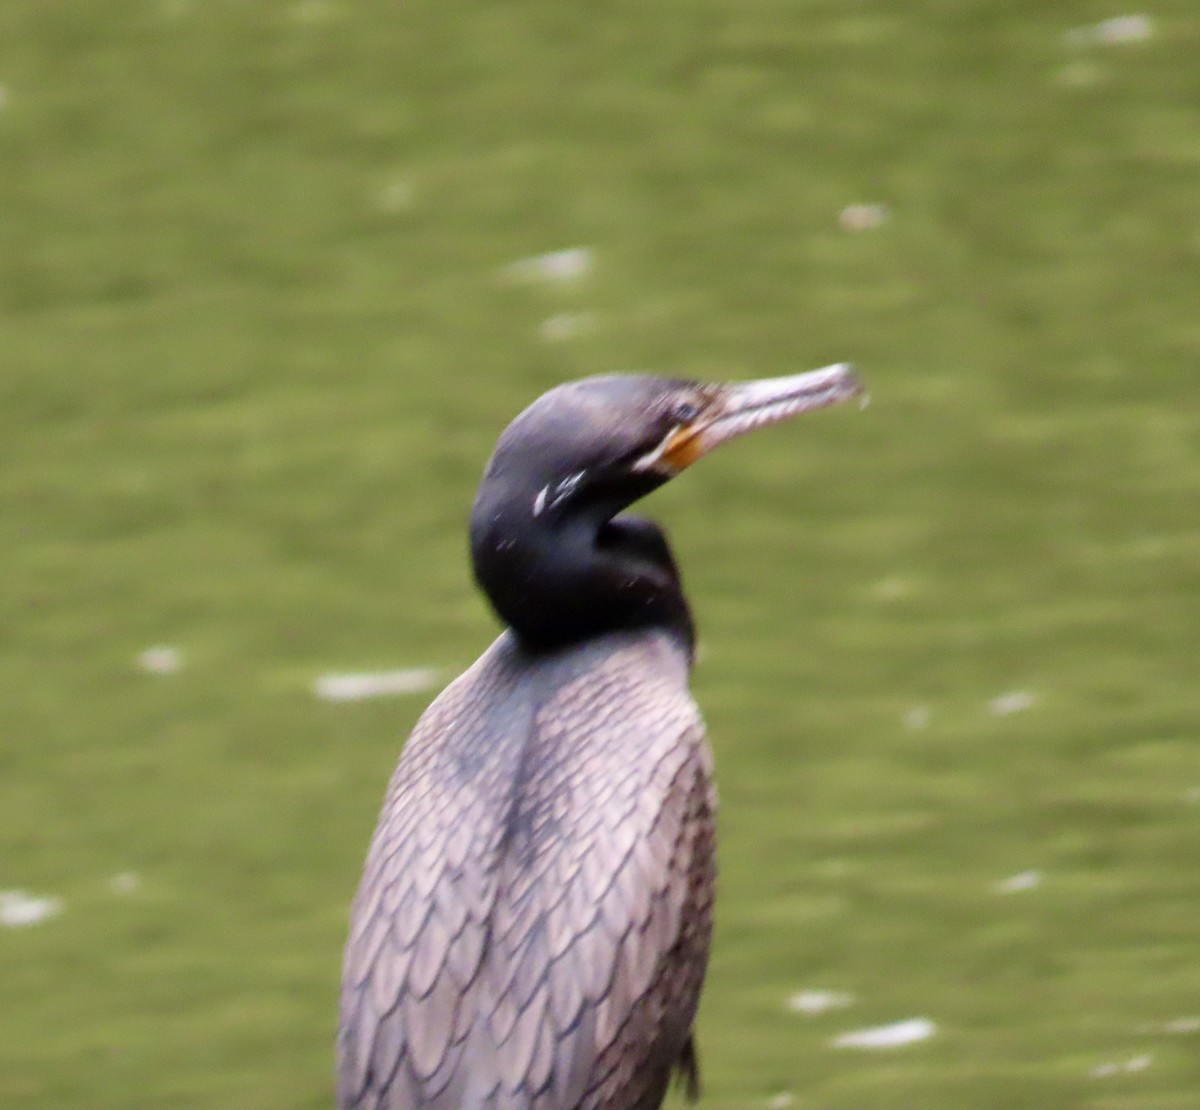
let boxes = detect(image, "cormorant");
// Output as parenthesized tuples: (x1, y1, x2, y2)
(338, 363, 864, 1110)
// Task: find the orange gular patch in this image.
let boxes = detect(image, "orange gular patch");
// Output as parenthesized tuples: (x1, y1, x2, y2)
(658, 424, 708, 472)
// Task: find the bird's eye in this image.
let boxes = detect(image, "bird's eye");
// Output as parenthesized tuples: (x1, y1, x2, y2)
(671, 399, 702, 425)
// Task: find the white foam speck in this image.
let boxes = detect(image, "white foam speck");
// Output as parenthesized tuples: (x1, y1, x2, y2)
(110, 872, 141, 894)
(787, 989, 856, 1015)
(989, 689, 1036, 716)
(766, 1094, 795, 1109)
(994, 869, 1042, 894)
(833, 1017, 935, 1049)
(378, 180, 415, 212)
(502, 247, 593, 284)
(1066, 14, 1154, 46)
(1137, 1017, 1200, 1035)
(538, 313, 593, 343)
(1165, 1017, 1200, 1034)
(839, 203, 889, 231)
(1091, 1053, 1153, 1079)
(0, 890, 63, 928)
(903, 705, 931, 731)
(316, 668, 440, 703)
(138, 645, 182, 675)
(871, 576, 914, 601)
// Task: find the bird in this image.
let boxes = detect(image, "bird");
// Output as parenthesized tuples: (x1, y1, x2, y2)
(337, 362, 864, 1110)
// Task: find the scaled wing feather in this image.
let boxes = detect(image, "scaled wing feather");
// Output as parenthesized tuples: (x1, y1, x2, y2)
(338, 631, 715, 1110)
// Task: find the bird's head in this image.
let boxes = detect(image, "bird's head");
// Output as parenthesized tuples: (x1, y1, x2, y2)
(470, 363, 865, 651)
(477, 363, 864, 521)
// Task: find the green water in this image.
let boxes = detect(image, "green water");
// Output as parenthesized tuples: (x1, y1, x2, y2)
(2, 1, 1198, 1106)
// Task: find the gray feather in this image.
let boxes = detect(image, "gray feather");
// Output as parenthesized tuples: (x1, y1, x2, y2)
(337, 628, 715, 1110)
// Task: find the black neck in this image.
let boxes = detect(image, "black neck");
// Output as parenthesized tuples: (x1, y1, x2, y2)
(469, 494, 695, 657)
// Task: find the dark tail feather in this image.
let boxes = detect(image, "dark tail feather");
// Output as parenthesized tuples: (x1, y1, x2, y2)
(674, 1035, 701, 1102)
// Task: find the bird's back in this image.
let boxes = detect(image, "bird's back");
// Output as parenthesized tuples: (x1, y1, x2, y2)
(338, 628, 716, 1110)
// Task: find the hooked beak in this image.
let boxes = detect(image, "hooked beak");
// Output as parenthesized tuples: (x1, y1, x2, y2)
(637, 362, 866, 475)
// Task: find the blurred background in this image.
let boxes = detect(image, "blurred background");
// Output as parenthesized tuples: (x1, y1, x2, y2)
(2, 1, 1198, 1107)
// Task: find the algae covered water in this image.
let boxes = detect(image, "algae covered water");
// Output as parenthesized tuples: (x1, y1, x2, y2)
(2, 1, 1198, 1106)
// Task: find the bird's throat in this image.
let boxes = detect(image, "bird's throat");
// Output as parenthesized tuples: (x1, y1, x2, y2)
(470, 502, 695, 656)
